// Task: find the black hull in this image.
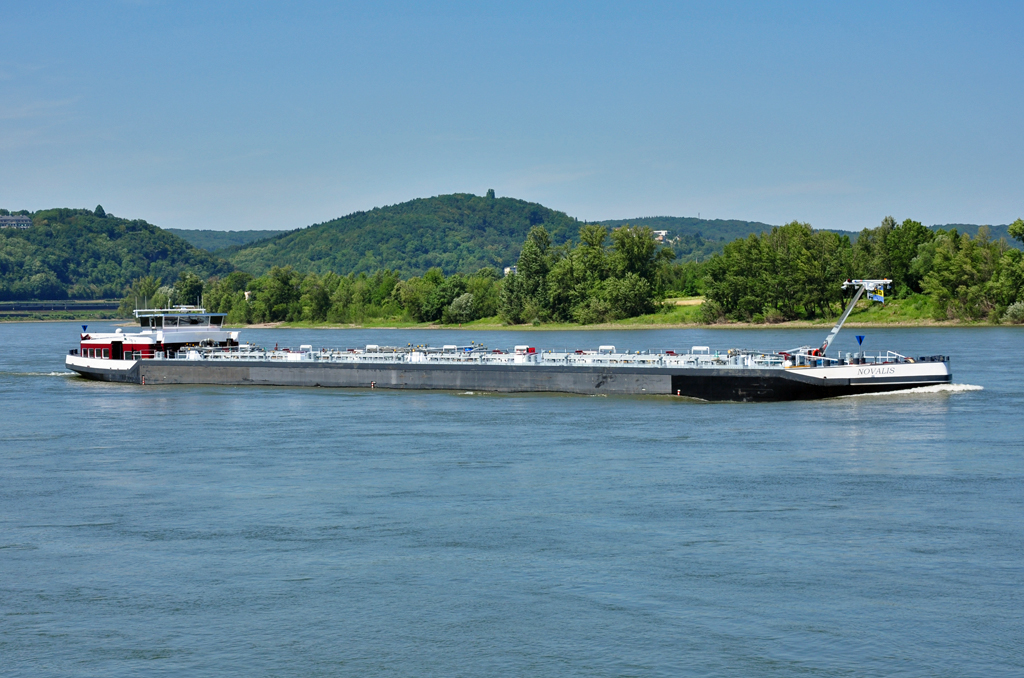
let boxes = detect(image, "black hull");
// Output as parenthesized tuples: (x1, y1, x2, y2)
(72, 362, 140, 383)
(67, 359, 952, 402)
(670, 373, 947, 402)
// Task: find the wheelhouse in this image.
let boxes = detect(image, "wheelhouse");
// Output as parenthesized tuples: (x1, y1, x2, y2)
(135, 306, 227, 329)
(72, 306, 237, 361)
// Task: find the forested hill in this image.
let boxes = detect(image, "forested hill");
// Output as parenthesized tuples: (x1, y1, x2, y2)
(599, 216, 778, 262)
(166, 228, 286, 253)
(225, 193, 582, 277)
(600, 216, 776, 241)
(599, 217, 1023, 260)
(930, 223, 1018, 245)
(0, 208, 233, 300)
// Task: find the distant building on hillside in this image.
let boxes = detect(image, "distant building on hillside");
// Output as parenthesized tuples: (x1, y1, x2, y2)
(503, 265, 517, 276)
(0, 215, 31, 229)
(653, 230, 668, 242)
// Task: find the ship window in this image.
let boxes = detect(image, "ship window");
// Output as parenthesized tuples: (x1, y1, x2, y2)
(87, 349, 94, 358)
(163, 317, 177, 328)
(102, 348, 109, 359)
(152, 316, 163, 327)
(210, 315, 224, 326)
(140, 316, 150, 327)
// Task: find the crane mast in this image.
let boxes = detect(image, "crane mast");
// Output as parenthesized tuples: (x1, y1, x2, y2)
(819, 279, 891, 355)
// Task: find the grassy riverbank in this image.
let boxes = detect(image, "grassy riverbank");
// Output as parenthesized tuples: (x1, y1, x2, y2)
(6, 294, 1014, 329)
(0, 300, 122, 322)
(265, 295, 1004, 330)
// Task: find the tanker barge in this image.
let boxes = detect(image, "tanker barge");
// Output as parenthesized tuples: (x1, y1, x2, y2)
(65, 280, 952, 402)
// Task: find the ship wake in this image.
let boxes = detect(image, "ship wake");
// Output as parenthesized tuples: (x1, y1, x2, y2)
(840, 383, 983, 398)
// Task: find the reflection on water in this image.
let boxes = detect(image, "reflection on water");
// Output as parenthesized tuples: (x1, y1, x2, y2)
(1, 322, 1021, 677)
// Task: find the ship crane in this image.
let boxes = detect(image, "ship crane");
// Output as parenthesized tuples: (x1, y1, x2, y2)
(819, 279, 892, 355)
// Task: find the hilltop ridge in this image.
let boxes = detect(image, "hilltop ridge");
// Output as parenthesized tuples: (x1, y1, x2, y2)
(224, 193, 583, 277)
(224, 195, 788, 276)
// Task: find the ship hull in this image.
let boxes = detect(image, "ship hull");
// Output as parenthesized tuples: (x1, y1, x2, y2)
(66, 356, 952, 402)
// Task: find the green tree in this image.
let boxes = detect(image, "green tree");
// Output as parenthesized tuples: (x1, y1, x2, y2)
(117, 275, 162, 315)
(609, 224, 673, 283)
(886, 219, 933, 294)
(517, 226, 552, 299)
(94, 205, 106, 218)
(392, 275, 436, 322)
(1009, 218, 1024, 245)
(498, 272, 527, 324)
(919, 229, 1006, 321)
(995, 248, 1024, 309)
(299, 272, 332, 322)
(604, 273, 654, 318)
(422, 274, 467, 322)
(702, 221, 853, 322)
(544, 224, 612, 321)
(248, 266, 301, 322)
(658, 260, 705, 297)
(204, 271, 253, 315)
(466, 268, 499, 318)
(172, 271, 204, 306)
(498, 226, 553, 323)
(546, 250, 585, 321)
(854, 216, 933, 296)
(443, 293, 475, 324)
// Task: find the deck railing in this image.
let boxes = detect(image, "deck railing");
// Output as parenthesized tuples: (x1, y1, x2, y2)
(141, 345, 940, 369)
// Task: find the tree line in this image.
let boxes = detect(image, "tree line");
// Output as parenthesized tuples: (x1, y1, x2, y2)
(119, 224, 684, 325)
(700, 217, 1024, 324)
(119, 216, 1024, 326)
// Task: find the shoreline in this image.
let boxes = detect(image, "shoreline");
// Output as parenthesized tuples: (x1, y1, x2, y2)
(7, 294, 1018, 329)
(260, 320, 1012, 331)
(6, 311, 1015, 331)
(3, 317, 1009, 330)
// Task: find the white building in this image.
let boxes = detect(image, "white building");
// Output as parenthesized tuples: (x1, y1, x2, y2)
(0, 215, 31, 229)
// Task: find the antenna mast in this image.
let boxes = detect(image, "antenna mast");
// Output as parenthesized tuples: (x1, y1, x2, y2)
(820, 279, 891, 354)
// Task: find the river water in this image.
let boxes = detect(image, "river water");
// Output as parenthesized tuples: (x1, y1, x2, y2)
(2, 321, 1021, 677)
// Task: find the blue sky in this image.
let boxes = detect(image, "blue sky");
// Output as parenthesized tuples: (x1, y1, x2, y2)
(2, 1, 1021, 232)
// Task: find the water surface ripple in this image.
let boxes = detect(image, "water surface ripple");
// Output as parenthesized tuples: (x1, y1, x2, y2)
(2, 322, 1021, 676)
